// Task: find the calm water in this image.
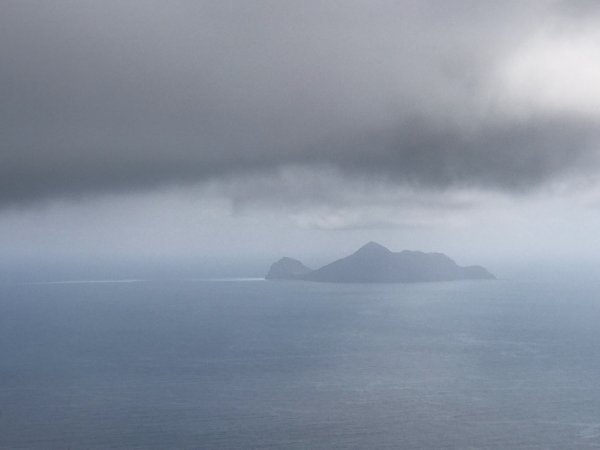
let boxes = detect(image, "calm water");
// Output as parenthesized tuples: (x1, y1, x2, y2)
(2, 278, 600, 449)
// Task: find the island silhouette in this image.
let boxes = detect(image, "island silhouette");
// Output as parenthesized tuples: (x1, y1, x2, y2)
(266, 241, 494, 283)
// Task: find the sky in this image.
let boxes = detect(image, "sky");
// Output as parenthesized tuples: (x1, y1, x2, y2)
(2, 0, 600, 279)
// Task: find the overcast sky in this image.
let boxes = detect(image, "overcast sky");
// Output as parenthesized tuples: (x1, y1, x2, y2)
(2, 0, 600, 278)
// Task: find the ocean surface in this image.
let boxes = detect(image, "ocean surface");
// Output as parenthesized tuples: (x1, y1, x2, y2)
(2, 278, 600, 449)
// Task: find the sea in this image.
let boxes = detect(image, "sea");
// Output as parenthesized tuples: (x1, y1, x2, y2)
(2, 277, 600, 449)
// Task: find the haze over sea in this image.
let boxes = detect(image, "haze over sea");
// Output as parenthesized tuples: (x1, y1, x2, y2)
(3, 277, 600, 449)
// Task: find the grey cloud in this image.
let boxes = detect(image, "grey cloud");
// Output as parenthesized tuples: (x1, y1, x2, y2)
(327, 115, 600, 191)
(1, 0, 599, 208)
(556, 0, 600, 18)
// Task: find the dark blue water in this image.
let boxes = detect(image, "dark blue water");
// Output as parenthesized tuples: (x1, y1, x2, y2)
(2, 278, 600, 449)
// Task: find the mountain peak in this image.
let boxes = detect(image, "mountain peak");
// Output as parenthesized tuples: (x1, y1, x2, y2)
(353, 241, 391, 256)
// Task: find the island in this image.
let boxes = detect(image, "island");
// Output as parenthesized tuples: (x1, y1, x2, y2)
(265, 241, 495, 283)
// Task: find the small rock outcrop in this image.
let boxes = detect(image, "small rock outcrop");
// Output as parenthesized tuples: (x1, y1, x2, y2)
(265, 257, 313, 280)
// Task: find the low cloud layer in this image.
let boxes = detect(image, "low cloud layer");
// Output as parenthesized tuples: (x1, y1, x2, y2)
(2, 0, 600, 208)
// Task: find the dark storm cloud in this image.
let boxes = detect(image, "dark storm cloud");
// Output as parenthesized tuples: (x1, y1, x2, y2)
(1, 0, 599, 207)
